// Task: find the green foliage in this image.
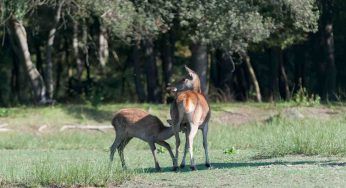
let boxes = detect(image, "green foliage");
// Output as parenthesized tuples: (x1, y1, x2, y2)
(0, 109, 10, 117)
(75, 0, 137, 40)
(87, 86, 105, 108)
(2, 0, 45, 21)
(256, 0, 320, 49)
(157, 146, 166, 154)
(177, 0, 319, 52)
(0, 0, 340, 105)
(179, 0, 273, 51)
(293, 87, 321, 106)
(223, 147, 237, 155)
(73, 0, 174, 42)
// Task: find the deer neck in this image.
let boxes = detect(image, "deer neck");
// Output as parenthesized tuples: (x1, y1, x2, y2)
(193, 78, 202, 93)
(193, 85, 201, 93)
(157, 126, 175, 140)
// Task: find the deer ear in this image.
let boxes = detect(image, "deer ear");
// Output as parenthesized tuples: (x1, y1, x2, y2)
(184, 65, 197, 78)
(184, 65, 194, 73)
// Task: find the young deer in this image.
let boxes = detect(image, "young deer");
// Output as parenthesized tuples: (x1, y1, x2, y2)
(110, 108, 175, 171)
(168, 66, 211, 171)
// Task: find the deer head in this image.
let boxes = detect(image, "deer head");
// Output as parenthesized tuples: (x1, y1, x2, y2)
(167, 65, 201, 94)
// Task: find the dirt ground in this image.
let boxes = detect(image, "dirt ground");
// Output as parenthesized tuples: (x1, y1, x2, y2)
(214, 105, 342, 126)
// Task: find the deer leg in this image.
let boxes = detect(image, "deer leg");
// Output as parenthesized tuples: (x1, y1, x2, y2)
(157, 141, 175, 170)
(173, 118, 183, 171)
(202, 123, 211, 168)
(172, 103, 184, 171)
(188, 124, 199, 171)
(173, 132, 180, 171)
(117, 138, 131, 170)
(110, 136, 123, 161)
(149, 142, 161, 171)
(180, 130, 190, 168)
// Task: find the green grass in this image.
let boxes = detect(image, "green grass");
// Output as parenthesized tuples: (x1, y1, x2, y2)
(2, 149, 346, 187)
(2, 116, 346, 157)
(215, 118, 346, 157)
(1, 103, 346, 186)
(0, 150, 132, 187)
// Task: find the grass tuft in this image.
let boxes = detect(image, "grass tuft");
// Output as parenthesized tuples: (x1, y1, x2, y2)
(0, 151, 133, 187)
(209, 117, 346, 157)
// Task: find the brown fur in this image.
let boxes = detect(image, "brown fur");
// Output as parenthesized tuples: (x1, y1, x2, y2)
(169, 66, 211, 170)
(110, 108, 175, 171)
(112, 108, 168, 135)
(176, 91, 210, 125)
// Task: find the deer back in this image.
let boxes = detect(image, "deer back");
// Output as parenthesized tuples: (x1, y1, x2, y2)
(112, 108, 166, 134)
(175, 90, 210, 126)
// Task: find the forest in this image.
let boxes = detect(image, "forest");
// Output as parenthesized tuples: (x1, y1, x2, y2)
(0, 0, 344, 106)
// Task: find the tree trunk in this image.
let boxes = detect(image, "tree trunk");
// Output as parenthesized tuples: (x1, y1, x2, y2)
(234, 64, 248, 101)
(98, 23, 109, 69)
(55, 53, 63, 98)
(241, 51, 262, 102)
(279, 50, 290, 100)
(294, 45, 304, 93)
(319, 0, 336, 100)
(144, 38, 161, 103)
(268, 47, 280, 102)
(10, 47, 20, 103)
(8, 16, 47, 104)
(45, 0, 64, 100)
(81, 21, 91, 89)
(161, 31, 175, 87)
(191, 42, 208, 94)
(73, 20, 83, 81)
(132, 41, 146, 102)
(213, 50, 234, 89)
(34, 43, 43, 75)
(55, 38, 66, 98)
(210, 50, 218, 88)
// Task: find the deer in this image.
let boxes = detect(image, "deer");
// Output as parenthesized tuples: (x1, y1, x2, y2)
(109, 108, 176, 171)
(167, 66, 211, 171)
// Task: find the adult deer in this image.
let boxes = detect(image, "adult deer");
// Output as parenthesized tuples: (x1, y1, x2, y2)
(168, 66, 211, 171)
(110, 108, 175, 171)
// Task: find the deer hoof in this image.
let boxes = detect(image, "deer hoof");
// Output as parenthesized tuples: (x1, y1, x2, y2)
(190, 166, 197, 171)
(205, 163, 211, 168)
(180, 164, 186, 169)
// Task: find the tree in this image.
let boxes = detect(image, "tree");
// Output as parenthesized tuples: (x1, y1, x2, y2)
(4, 0, 346, 106)
(45, 0, 65, 101)
(318, 0, 336, 100)
(191, 42, 208, 94)
(3, 0, 49, 104)
(256, 0, 319, 101)
(178, 0, 273, 98)
(84, 0, 172, 102)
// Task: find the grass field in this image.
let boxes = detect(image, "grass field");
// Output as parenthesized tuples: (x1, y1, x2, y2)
(1, 103, 346, 187)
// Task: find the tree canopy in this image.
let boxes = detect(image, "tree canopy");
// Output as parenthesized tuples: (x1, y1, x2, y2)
(0, 0, 343, 105)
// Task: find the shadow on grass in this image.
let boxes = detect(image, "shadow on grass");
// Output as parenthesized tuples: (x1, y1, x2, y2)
(62, 105, 114, 123)
(136, 160, 335, 174)
(321, 162, 346, 167)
